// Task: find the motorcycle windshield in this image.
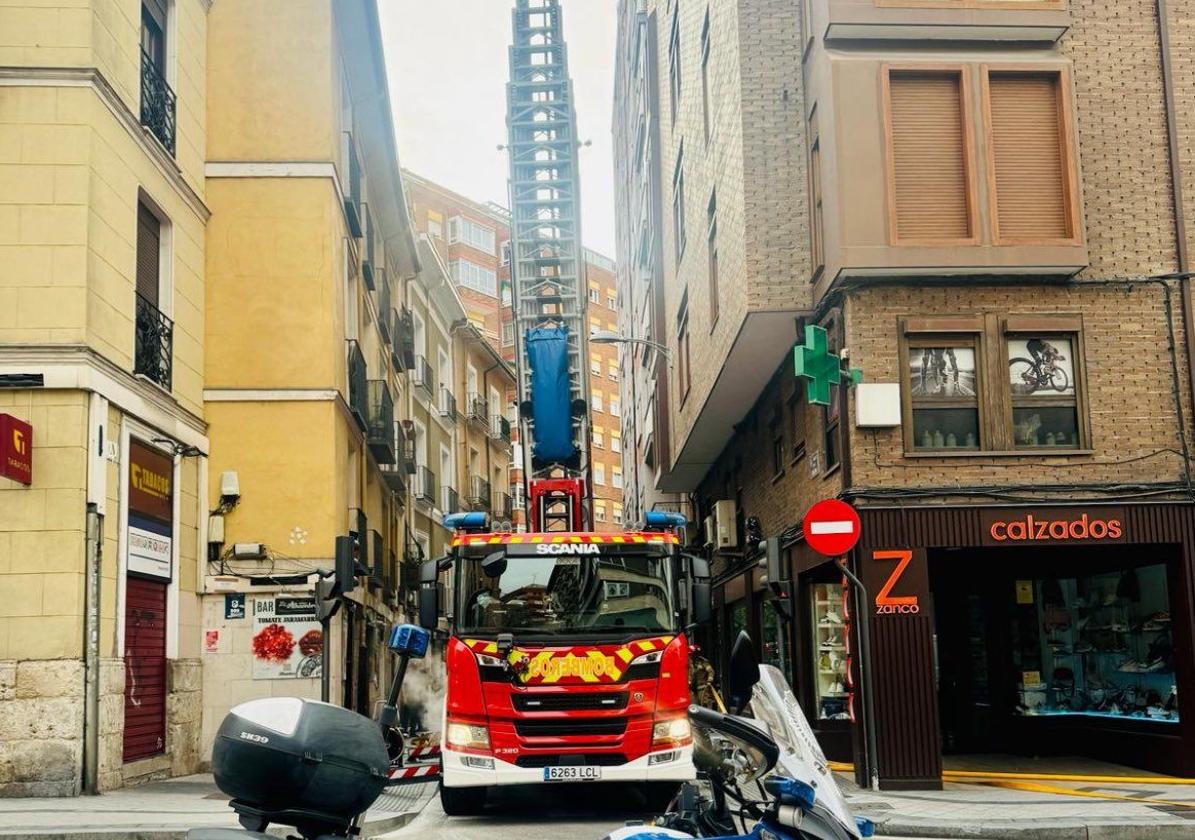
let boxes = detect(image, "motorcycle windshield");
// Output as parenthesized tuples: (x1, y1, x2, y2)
(750, 665, 860, 839)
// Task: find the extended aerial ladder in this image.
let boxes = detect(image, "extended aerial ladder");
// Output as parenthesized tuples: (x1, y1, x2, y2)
(505, 0, 592, 532)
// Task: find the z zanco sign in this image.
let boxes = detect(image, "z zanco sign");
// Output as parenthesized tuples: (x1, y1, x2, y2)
(0, 414, 33, 485)
(872, 550, 920, 615)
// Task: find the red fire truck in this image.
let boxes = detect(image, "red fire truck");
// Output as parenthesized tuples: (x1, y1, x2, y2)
(418, 511, 709, 815)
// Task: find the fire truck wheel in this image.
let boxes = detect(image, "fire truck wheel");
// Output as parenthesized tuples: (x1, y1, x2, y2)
(439, 782, 487, 816)
(646, 781, 680, 812)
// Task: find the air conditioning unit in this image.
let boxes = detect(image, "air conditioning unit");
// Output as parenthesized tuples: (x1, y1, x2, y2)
(714, 500, 737, 549)
(702, 515, 717, 547)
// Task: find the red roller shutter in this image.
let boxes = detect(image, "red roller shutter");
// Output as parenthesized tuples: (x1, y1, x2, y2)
(123, 577, 167, 762)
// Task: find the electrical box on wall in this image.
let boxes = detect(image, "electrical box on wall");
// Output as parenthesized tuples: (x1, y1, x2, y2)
(713, 500, 737, 549)
(703, 515, 716, 547)
(855, 383, 902, 428)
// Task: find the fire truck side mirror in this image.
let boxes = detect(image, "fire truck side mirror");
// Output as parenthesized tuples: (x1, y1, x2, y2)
(419, 559, 439, 585)
(418, 585, 438, 631)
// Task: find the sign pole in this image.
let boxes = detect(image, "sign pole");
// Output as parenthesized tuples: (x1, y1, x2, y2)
(320, 616, 331, 703)
(837, 555, 879, 792)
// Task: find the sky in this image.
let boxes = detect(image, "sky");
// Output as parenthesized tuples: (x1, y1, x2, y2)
(379, 0, 620, 258)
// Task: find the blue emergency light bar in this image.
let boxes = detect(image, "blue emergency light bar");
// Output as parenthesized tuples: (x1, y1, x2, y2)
(643, 511, 688, 531)
(388, 624, 430, 659)
(444, 511, 489, 533)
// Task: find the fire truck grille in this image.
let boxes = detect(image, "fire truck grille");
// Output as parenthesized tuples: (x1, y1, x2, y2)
(514, 718, 628, 738)
(515, 753, 628, 768)
(512, 692, 629, 712)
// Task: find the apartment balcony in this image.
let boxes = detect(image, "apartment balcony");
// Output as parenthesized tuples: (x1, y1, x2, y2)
(380, 420, 415, 496)
(368, 530, 384, 590)
(346, 340, 368, 431)
(413, 356, 434, 398)
(442, 485, 459, 515)
(361, 204, 377, 291)
(818, 0, 1069, 44)
(134, 294, 173, 390)
(495, 492, 513, 522)
(468, 476, 491, 511)
(367, 381, 396, 465)
(415, 465, 436, 505)
(439, 387, 458, 423)
(467, 393, 489, 428)
(343, 134, 363, 237)
(139, 48, 176, 155)
(393, 306, 416, 370)
(376, 273, 392, 345)
(490, 415, 511, 446)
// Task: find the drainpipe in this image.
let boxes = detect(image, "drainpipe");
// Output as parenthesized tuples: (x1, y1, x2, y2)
(1156, 0, 1195, 424)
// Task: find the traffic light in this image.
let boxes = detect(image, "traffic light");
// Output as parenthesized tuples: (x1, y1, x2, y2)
(314, 571, 340, 622)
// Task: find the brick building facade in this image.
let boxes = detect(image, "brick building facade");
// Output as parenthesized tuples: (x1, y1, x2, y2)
(615, 0, 1195, 788)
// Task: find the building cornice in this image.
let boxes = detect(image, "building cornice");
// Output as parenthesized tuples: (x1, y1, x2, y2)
(0, 66, 210, 221)
(0, 344, 208, 450)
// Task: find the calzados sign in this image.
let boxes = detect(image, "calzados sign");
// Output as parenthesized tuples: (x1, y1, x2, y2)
(982, 508, 1126, 545)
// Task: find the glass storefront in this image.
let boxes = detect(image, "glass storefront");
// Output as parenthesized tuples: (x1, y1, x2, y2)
(1012, 563, 1177, 723)
(761, 598, 794, 687)
(811, 582, 850, 721)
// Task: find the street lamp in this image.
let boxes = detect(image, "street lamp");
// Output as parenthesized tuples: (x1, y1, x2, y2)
(589, 330, 672, 362)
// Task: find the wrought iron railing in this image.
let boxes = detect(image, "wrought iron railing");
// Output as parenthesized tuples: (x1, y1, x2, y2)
(140, 48, 176, 154)
(376, 273, 392, 345)
(467, 393, 489, 425)
(361, 203, 376, 290)
(415, 465, 436, 504)
(496, 492, 513, 521)
(439, 387, 458, 422)
(380, 421, 411, 496)
(396, 306, 416, 370)
(442, 486, 459, 515)
(469, 476, 492, 511)
(346, 340, 368, 431)
(490, 415, 511, 444)
(367, 380, 395, 465)
(135, 294, 173, 390)
(413, 355, 434, 396)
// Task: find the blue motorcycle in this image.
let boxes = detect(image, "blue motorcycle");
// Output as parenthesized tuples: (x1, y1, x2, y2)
(605, 633, 873, 840)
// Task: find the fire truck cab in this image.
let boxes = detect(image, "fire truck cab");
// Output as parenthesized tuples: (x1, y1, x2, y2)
(418, 511, 709, 816)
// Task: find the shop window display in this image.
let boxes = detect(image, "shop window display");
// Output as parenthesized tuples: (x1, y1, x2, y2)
(908, 344, 980, 450)
(812, 582, 851, 721)
(1007, 335, 1080, 449)
(1013, 564, 1177, 723)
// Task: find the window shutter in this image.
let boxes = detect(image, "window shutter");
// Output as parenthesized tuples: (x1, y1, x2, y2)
(136, 203, 161, 306)
(988, 72, 1069, 239)
(888, 71, 971, 240)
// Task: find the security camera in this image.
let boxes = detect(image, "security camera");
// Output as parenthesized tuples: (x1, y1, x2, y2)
(220, 470, 240, 505)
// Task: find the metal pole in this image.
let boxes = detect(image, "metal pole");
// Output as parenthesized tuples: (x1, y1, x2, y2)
(82, 505, 102, 795)
(320, 616, 331, 703)
(837, 556, 880, 792)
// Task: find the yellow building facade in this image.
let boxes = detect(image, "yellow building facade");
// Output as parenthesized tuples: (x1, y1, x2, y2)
(0, 0, 211, 794)
(199, 0, 425, 753)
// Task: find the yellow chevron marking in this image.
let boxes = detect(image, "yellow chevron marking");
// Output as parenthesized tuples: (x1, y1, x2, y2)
(531, 536, 544, 543)
(489, 536, 502, 544)
(483, 643, 498, 655)
(591, 536, 604, 543)
(570, 536, 583, 543)
(612, 536, 625, 543)
(616, 648, 634, 664)
(509, 536, 524, 544)
(552, 535, 565, 543)
(661, 636, 675, 646)
(632, 536, 646, 543)
(636, 640, 655, 653)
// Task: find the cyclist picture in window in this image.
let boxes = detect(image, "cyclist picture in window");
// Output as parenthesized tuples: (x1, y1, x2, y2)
(909, 346, 976, 399)
(1008, 336, 1075, 396)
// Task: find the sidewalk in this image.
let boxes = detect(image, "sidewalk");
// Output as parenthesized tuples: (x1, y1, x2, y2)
(837, 761, 1195, 839)
(0, 774, 436, 840)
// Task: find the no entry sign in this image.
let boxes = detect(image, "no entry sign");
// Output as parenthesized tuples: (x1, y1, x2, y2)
(803, 499, 861, 557)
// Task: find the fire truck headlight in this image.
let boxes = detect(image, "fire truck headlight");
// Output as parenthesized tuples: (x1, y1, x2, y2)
(652, 716, 692, 746)
(446, 721, 491, 752)
(629, 650, 663, 667)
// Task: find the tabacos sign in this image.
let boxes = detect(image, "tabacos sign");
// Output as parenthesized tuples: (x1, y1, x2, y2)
(0, 414, 32, 486)
(981, 508, 1126, 546)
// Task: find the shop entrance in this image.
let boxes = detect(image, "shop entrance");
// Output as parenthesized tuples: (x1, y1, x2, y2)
(929, 544, 1184, 769)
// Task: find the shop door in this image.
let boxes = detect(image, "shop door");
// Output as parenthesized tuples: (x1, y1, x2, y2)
(123, 577, 167, 762)
(761, 598, 794, 687)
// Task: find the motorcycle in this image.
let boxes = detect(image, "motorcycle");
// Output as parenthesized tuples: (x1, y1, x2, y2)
(607, 633, 873, 840)
(186, 623, 440, 840)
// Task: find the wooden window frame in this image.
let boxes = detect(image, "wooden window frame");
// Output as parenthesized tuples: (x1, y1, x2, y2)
(1001, 315, 1090, 452)
(707, 189, 719, 329)
(808, 104, 824, 282)
(881, 64, 980, 247)
(980, 64, 1082, 247)
(901, 331, 984, 453)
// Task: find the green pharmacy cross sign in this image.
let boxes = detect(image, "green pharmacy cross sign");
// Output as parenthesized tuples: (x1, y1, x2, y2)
(793, 325, 862, 406)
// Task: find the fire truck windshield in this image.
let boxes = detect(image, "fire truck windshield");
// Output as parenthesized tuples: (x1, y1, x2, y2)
(453, 545, 678, 637)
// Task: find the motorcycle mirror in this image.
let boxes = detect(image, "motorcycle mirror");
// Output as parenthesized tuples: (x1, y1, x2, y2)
(481, 550, 507, 579)
(727, 631, 761, 714)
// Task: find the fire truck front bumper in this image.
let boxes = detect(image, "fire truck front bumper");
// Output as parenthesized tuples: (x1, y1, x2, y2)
(440, 743, 695, 788)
